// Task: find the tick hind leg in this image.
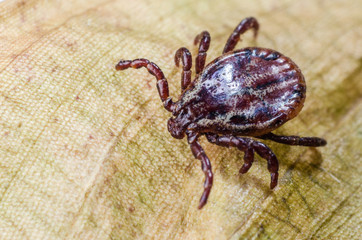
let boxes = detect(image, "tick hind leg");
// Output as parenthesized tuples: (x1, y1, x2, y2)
(206, 133, 279, 189)
(175, 47, 192, 92)
(223, 17, 259, 54)
(258, 132, 327, 147)
(194, 31, 211, 74)
(116, 59, 175, 112)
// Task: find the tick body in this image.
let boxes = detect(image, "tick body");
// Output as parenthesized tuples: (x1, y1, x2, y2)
(116, 17, 326, 209)
(177, 48, 305, 137)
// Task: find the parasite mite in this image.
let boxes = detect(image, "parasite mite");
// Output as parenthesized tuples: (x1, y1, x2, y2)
(115, 17, 327, 209)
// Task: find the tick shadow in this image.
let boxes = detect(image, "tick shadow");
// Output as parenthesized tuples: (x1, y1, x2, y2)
(282, 147, 328, 189)
(305, 147, 324, 168)
(217, 145, 326, 190)
(289, 147, 324, 173)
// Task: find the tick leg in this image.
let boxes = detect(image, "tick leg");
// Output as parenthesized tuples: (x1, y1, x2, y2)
(206, 133, 279, 189)
(115, 59, 175, 112)
(175, 47, 192, 92)
(194, 31, 211, 74)
(252, 141, 279, 189)
(239, 147, 255, 174)
(223, 17, 259, 54)
(258, 132, 327, 147)
(187, 131, 213, 209)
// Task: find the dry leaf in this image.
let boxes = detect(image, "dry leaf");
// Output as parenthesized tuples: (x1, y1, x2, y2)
(0, 0, 361, 239)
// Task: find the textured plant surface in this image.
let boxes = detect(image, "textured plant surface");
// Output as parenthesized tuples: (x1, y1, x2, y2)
(0, 0, 361, 239)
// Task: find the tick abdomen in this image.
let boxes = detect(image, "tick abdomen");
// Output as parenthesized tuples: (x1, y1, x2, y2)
(183, 47, 306, 136)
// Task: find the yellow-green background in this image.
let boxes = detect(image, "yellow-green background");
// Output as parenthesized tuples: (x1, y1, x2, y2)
(0, 0, 361, 239)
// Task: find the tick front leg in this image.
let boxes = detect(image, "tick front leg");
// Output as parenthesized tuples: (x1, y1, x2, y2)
(115, 59, 175, 112)
(194, 31, 211, 74)
(258, 132, 327, 147)
(223, 17, 259, 54)
(175, 47, 192, 92)
(187, 132, 213, 209)
(206, 133, 279, 189)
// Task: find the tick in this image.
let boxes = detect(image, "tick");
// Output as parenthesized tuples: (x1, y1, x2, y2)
(115, 17, 327, 209)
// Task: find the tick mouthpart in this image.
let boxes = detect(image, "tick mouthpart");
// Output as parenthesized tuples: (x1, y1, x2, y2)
(167, 118, 185, 139)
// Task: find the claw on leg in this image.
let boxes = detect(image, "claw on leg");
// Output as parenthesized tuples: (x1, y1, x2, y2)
(270, 172, 278, 189)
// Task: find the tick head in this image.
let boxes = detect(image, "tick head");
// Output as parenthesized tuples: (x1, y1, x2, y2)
(167, 107, 193, 139)
(167, 117, 185, 139)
